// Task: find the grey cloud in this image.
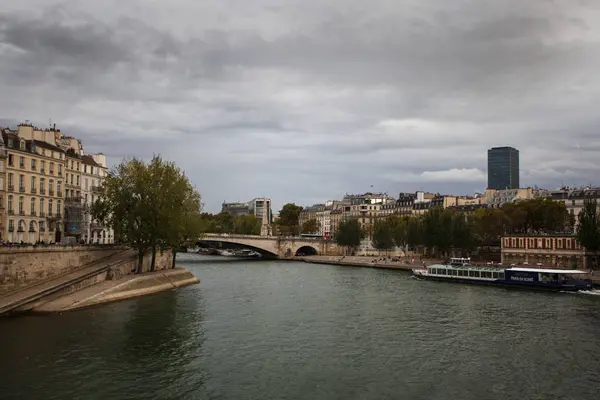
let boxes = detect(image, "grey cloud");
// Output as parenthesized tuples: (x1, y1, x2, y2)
(1, 0, 599, 212)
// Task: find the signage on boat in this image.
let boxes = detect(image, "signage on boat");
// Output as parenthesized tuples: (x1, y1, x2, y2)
(507, 271, 537, 283)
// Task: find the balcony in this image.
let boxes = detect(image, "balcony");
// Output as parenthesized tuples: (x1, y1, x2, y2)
(57, 191, 63, 197)
(19, 186, 25, 193)
(17, 228, 24, 233)
(49, 190, 55, 196)
(49, 170, 54, 175)
(39, 211, 46, 217)
(40, 169, 46, 175)
(18, 210, 25, 216)
(19, 164, 25, 169)
(66, 196, 83, 204)
(40, 226, 46, 232)
(58, 171, 63, 177)
(8, 209, 14, 216)
(90, 186, 103, 193)
(31, 187, 37, 194)
(91, 222, 105, 230)
(8, 185, 14, 192)
(32, 165, 37, 171)
(8, 226, 14, 232)
(39, 189, 46, 195)
(30, 211, 36, 216)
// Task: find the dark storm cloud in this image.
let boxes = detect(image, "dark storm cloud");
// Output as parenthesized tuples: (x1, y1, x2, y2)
(1, 0, 599, 211)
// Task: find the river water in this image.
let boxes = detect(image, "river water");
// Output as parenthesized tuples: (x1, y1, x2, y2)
(1, 254, 600, 400)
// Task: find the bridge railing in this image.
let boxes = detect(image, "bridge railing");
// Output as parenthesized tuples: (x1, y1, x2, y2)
(201, 234, 327, 241)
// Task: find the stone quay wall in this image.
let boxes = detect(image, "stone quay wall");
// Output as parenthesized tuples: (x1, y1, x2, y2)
(0, 245, 127, 293)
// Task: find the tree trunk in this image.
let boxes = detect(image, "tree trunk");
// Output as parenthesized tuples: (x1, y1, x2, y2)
(150, 246, 156, 272)
(171, 250, 177, 269)
(137, 250, 144, 274)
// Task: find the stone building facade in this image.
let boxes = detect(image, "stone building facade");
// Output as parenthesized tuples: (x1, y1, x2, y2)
(501, 235, 588, 269)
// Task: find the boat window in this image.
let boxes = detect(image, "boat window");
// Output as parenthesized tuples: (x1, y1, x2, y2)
(492, 272, 498, 279)
(498, 272, 505, 279)
(468, 270, 477, 277)
(458, 270, 465, 277)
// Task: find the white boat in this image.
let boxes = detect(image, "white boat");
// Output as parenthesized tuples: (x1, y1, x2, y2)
(412, 257, 592, 292)
(219, 249, 236, 257)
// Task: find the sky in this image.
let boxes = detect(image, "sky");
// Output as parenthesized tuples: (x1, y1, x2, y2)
(1, 0, 600, 212)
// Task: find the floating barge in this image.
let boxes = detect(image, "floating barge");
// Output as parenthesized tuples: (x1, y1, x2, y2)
(412, 258, 592, 292)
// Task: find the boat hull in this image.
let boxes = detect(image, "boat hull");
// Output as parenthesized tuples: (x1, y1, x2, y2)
(413, 272, 591, 292)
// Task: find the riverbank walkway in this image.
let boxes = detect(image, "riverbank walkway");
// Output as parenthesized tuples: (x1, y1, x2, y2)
(0, 249, 134, 315)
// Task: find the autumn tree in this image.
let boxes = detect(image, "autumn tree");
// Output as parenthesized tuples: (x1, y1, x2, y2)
(301, 218, 320, 234)
(335, 219, 364, 254)
(92, 156, 202, 273)
(371, 219, 395, 252)
(276, 203, 303, 235)
(576, 199, 600, 269)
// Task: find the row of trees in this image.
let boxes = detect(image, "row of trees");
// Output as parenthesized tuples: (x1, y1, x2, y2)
(92, 156, 203, 272)
(198, 212, 262, 235)
(333, 198, 587, 257)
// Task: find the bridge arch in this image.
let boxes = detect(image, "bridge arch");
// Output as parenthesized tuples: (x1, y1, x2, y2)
(197, 238, 279, 258)
(295, 246, 318, 256)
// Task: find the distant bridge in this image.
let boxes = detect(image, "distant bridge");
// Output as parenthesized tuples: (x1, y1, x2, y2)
(198, 234, 343, 258)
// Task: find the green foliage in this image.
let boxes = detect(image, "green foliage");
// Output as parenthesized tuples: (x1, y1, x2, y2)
(405, 216, 423, 251)
(335, 218, 364, 250)
(387, 215, 409, 249)
(576, 200, 600, 268)
(198, 213, 261, 235)
(276, 203, 303, 235)
(450, 212, 475, 255)
(91, 156, 202, 272)
(502, 198, 571, 234)
(301, 218, 320, 234)
(371, 219, 395, 251)
(471, 208, 505, 246)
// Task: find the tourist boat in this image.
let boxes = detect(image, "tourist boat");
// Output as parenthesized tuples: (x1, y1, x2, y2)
(412, 258, 592, 292)
(236, 249, 262, 258)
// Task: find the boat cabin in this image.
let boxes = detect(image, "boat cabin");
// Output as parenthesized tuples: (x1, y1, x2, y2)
(504, 267, 588, 285)
(428, 264, 505, 280)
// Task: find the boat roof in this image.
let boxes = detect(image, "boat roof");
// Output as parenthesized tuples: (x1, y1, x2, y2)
(507, 267, 588, 275)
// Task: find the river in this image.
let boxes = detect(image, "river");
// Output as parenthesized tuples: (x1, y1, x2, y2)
(1, 254, 600, 400)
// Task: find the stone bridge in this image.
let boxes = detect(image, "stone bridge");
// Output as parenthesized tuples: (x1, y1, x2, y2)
(198, 234, 343, 258)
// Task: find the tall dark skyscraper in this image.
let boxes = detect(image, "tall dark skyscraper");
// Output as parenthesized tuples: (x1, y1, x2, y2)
(487, 146, 519, 190)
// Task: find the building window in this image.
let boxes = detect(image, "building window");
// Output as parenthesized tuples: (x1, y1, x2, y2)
(71, 160, 74, 169)
(76, 175, 79, 186)
(31, 176, 36, 190)
(48, 199, 53, 216)
(8, 195, 13, 212)
(57, 181, 62, 194)
(40, 160, 45, 172)
(40, 198, 44, 215)
(20, 140, 25, 150)
(50, 162, 55, 174)
(58, 164, 62, 175)
(18, 196, 24, 214)
(40, 178, 45, 192)
(29, 221, 35, 232)
(39, 221, 45, 232)
(70, 175, 73, 185)
(57, 200, 61, 215)
(8, 154, 13, 166)
(19, 156, 25, 168)
(31, 159, 36, 170)
(8, 173, 13, 187)
(8, 220, 14, 232)
(30, 198, 35, 215)
(85, 178, 88, 190)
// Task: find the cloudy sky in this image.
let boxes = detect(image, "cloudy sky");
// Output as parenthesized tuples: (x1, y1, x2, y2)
(1, 0, 599, 212)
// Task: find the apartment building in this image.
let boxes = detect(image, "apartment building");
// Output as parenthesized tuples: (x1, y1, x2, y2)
(81, 154, 113, 244)
(64, 148, 83, 240)
(2, 125, 66, 243)
(0, 138, 6, 240)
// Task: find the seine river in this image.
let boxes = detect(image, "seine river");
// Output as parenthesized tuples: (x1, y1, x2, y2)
(2, 254, 600, 400)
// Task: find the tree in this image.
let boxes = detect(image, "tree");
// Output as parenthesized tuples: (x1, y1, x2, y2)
(576, 199, 600, 270)
(276, 203, 303, 235)
(451, 212, 475, 256)
(234, 215, 262, 235)
(371, 219, 395, 252)
(92, 156, 202, 273)
(335, 219, 364, 254)
(301, 218, 319, 234)
(472, 208, 505, 247)
(405, 216, 423, 253)
(388, 215, 409, 255)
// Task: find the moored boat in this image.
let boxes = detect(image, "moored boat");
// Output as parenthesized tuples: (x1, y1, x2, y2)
(412, 258, 592, 292)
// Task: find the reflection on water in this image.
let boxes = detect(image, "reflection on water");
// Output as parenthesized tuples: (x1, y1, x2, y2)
(1, 254, 600, 400)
